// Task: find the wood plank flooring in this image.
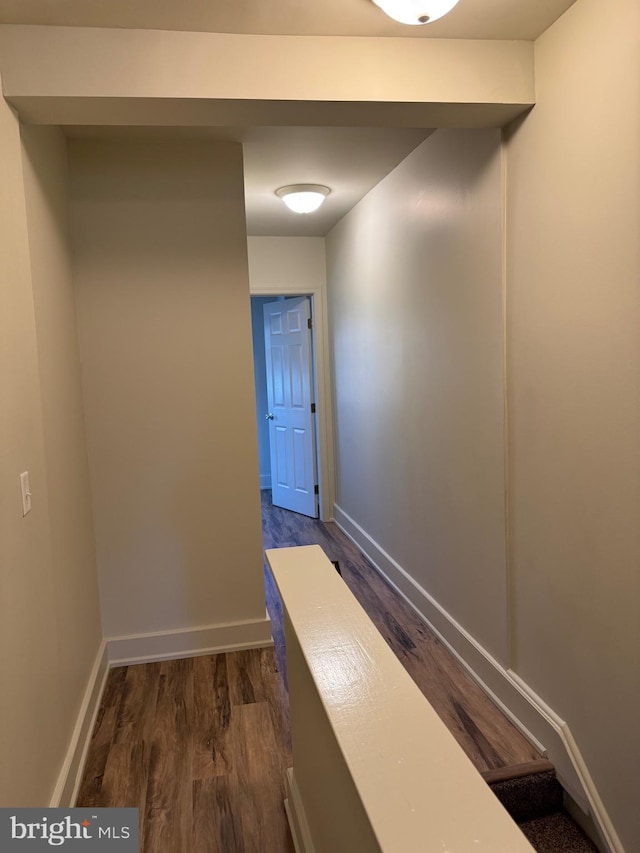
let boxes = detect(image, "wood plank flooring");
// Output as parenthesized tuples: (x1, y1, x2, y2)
(77, 650, 293, 852)
(77, 490, 542, 850)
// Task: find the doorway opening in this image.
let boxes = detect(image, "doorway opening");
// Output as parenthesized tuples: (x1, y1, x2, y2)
(251, 294, 321, 519)
(251, 288, 335, 521)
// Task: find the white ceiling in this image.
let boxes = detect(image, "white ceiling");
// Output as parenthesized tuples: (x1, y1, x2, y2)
(244, 127, 438, 237)
(242, 126, 433, 236)
(244, 127, 438, 236)
(65, 125, 433, 237)
(6, 0, 578, 235)
(0, 0, 577, 41)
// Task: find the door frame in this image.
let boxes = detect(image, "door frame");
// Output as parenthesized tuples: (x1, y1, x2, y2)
(250, 282, 335, 522)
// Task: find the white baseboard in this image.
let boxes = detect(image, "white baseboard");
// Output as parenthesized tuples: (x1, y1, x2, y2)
(260, 474, 272, 490)
(49, 640, 109, 807)
(285, 768, 316, 853)
(334, 503, 623, 853)
(48, 616, 273, 805)
(509, 672, 623, 853)
(107, 613, 273, 666)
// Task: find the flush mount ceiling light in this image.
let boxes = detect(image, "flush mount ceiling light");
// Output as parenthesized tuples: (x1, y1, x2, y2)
(276, 184, 331, 214)
(371, 0, 460, 25)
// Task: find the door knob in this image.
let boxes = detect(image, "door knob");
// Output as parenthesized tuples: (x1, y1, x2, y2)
(265, 413, 275, 420)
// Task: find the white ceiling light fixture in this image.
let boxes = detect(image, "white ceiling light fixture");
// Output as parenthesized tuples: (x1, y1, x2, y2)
(371, 0, 460, 26)
(276, 184, 331, 214)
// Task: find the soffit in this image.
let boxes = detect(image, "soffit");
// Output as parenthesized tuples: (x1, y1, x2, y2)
(8, 0, 569, 236)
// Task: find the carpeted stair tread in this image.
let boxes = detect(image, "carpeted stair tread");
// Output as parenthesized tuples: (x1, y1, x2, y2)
(489, 769, 564, 823)
(519, 811, 599, 852)
(487, 765, 600, 852)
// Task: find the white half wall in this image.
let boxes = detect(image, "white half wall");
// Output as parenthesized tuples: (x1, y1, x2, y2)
(268, 545, 535, 853)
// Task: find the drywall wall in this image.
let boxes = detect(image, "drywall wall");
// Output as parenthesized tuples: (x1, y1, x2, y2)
(0, 86, 102, 805)
(247, 237, 327, 295)
(326, 129, 508, 663)
(504, 0, 640, 847)
(20, 123, 103, 735)
(0, 71, 60, 806)
(70, 140, 269, 647)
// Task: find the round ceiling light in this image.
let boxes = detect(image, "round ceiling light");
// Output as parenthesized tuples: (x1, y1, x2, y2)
(371, 0, 460, 26)
(276, 184, 331, 214)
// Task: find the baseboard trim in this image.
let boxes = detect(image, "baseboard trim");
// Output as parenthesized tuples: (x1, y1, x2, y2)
(334, 503, 623, 853)
(260, 474, 272, 490)
(285, 768, 316, 853)
(106, 613, 273, 666)
(510, 671, 623, 853)
(49, 640, 109, 807)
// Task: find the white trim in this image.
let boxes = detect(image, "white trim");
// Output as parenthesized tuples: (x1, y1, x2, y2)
(509, 673, 624, 853)
(260, 473, 272, 489)
(106, 613, 273, 666)
(49, 640, 109, 807)
(249, 281, 335, 522)
(334, 503, 622, 853)
(284, 767, 316, 853)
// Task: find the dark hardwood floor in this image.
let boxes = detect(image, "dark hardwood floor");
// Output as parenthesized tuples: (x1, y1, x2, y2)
(77, 650, 293, 853)
(77, 490, 542, 850)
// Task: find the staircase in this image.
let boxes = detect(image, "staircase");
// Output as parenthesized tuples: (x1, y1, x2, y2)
(483, 761, 600, 852)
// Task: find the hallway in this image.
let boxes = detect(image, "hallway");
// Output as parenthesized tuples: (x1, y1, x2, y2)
(77, 491, 545, 851)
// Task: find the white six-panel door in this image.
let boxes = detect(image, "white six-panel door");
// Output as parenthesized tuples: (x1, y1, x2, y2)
(263, 297, 318, 518)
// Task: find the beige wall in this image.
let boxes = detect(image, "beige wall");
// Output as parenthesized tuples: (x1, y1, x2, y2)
(505, 0, 640, 847)
(0, 85, 102, 805)
(70, 140, 267, 640)
(326, 129, 508, 662)
(327, 0, 639, 846)
(247, 236, 327, 295)
(21, 123, 103, 720)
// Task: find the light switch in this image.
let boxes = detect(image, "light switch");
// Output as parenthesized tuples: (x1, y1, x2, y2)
(20, 471, 32, 516)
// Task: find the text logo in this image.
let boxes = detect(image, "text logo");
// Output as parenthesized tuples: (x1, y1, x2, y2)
(1, 809, 138, 850)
